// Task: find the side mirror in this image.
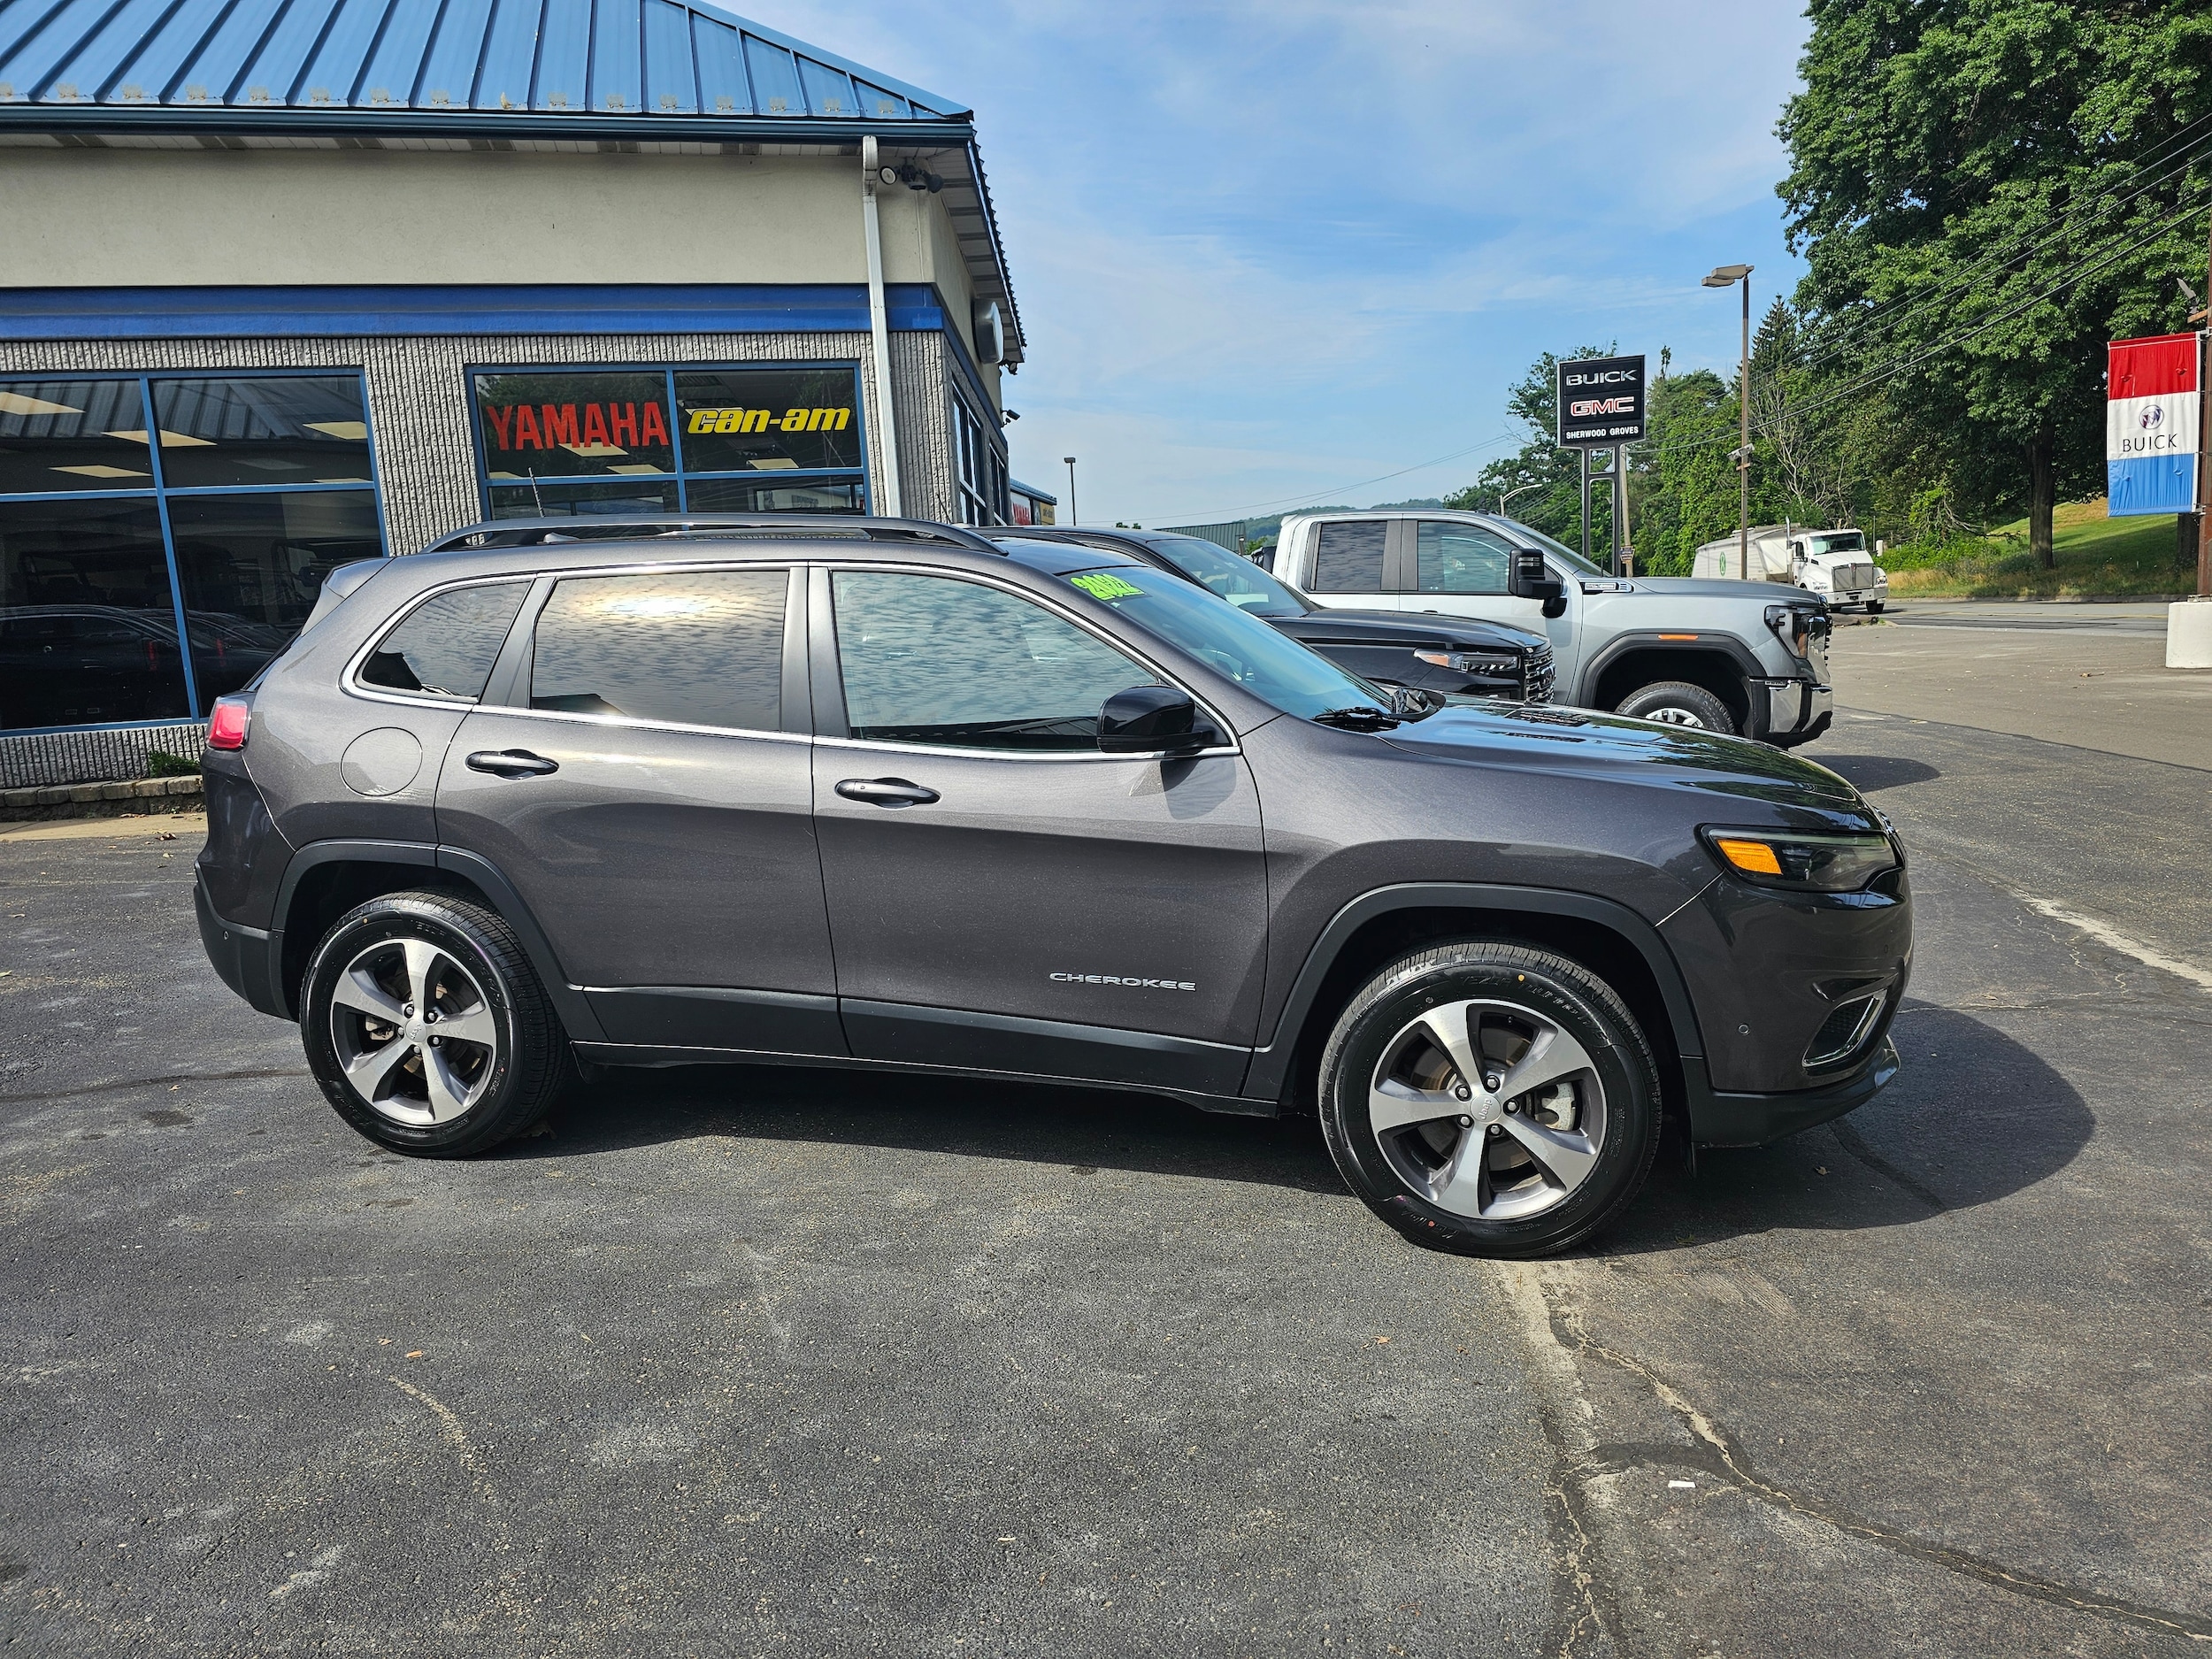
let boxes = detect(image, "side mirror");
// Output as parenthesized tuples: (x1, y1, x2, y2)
(1510, 546, 1548, 595)
(1099, 684, 1220, 755)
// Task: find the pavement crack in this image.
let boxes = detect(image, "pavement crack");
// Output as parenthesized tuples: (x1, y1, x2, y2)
(1561, 1317, 2212, 1646)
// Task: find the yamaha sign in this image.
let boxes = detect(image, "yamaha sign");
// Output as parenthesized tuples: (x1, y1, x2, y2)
(1557, 354, 1647, 447)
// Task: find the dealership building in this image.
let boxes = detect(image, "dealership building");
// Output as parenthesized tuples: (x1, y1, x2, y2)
(0, 0, 1029, 781)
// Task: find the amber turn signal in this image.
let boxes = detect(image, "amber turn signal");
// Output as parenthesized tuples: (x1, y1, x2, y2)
(1714, 837, 1784, 876)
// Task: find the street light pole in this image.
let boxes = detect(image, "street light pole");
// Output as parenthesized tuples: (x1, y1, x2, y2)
(1498, 480, 1544, 518)
(1704, 263, 1755, 578)
(1064, 456, 1078, 526)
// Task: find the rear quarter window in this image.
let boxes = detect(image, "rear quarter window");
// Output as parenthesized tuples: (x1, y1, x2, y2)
(357, 582, 528, 702)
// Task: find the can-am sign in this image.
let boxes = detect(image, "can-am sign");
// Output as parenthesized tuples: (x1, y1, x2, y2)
(1557, 355, 1647, 447)
(2106, 333, 2201, 516)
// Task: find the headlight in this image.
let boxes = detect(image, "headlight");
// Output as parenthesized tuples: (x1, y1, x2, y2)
(1764, 603, 1824, 660)
(1701, 826, 1898, 892)
(1415, 650, 1519, 676)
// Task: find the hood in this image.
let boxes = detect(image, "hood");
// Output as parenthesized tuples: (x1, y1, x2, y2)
(1624, 576, 1809, 603)
(1379, 702, 1870, 818)
(1278, 609, 1547, 649)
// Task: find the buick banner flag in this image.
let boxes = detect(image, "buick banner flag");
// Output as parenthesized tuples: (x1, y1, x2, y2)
(2106, 333, 2202, 516)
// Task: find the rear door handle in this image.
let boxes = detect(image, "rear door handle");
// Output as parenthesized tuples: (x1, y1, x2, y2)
(834, 777, 939, 807)
(465, 749, 559, 778)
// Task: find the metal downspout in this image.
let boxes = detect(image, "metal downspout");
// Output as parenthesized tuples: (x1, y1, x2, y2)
(860, 135, 904, 518)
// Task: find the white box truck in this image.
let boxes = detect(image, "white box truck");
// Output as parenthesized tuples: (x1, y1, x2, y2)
(1693, 526, 1887, 612)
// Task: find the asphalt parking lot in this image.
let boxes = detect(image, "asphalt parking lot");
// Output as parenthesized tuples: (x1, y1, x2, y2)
(4, 619, 2208, 1655)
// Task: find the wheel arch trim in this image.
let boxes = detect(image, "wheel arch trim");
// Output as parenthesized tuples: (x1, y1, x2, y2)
(1575, 631, 1770, 709)
(265, 839, 603, 1041)
(1242, 882, 1706, 1103)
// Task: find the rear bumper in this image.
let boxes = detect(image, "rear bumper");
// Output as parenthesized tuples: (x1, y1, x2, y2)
(1684, 1037, 1898, 1147)
(195, 872, 287, 1018)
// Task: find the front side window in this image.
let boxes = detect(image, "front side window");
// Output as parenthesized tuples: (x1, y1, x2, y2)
(1414, 520, 1513, 595)
(1310, 520, 1386, 591)
(359, 583, 528, 702)
(833, 572, 1148, 750)
(1139, 535, 1306, 618)
(528, 570, 787, 732)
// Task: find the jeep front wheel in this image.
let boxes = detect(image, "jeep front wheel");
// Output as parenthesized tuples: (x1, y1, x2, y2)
(1613, 680, 1736, 733)
(1317, 942, 1663, 1258)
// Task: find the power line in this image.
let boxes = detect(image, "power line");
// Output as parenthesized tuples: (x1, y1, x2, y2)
(1795, 113, 2212, 373)
(1650, 178, 2212, 458)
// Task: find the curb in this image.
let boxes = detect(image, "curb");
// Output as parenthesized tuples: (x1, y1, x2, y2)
(0, 775, 205, 822)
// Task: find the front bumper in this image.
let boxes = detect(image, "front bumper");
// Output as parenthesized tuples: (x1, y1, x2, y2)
(1685, 1037, 1899, 1147)
(1757, 677, 1832, 745)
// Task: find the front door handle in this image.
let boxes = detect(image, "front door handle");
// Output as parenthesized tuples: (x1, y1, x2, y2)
(834, 777, 940, 808)
(466, 749, 559, 778)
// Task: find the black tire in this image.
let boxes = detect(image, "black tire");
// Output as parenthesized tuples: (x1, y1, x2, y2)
(1613, 680, 1736, 733)
(299, 889, 571, 1157)
(1317, 942, 1663, 1258)
(1866, 601, 1886, 615)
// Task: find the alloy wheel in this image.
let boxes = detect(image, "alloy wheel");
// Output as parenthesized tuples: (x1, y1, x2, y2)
(327, 936, 501, 1126)
(1645, 706, 1704, 726)
(1367, 998, 1607, 1221)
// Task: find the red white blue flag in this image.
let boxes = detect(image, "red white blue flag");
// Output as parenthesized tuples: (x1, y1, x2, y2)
(2107, 333, 2200, 516)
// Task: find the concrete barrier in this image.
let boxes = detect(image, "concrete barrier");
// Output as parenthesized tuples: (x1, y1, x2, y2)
(2169, 598, 2212, 669)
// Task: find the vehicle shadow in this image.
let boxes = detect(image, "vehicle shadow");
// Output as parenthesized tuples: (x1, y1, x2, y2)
(1817, 753, 1942, 791)
(507, 1062, 1352, 1195)
(1598, 1001, 2092, 1255)
(506, 1000, 2090, 1242)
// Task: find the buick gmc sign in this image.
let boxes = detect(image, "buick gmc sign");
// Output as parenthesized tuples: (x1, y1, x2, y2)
(1558, 354, 1647, 447)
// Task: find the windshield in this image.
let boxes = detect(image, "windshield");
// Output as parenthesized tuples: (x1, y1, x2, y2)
(1137, 535, 1309, 618)
(1057, 565, 1388, 722)
(1809, 531, 1865, 555)
(1492, 516, 1608, 577)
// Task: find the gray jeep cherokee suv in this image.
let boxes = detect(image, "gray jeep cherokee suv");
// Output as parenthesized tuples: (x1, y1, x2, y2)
(196, 516, 1909, 1257)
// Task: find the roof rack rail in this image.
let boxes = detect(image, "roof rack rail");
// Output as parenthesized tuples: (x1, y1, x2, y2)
(418, 513, 1001, 556)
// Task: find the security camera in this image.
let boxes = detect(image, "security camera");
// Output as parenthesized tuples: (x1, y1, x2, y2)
(878, 166, 898, 186)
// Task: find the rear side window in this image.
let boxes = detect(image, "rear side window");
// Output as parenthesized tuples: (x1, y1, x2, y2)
(359, 583, 526, 701)
(832, 571, 1150, 750)
(1414, 521, 1512, 595)
(528, 569, 787, 731)
(1310, 521, 1386, 591)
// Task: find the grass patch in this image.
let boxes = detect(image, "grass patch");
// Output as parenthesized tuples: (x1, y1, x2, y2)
(144, 749, 202, 778)
(1885, 500, 2194, 598)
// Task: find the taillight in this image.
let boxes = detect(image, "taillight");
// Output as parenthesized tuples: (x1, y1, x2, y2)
(207, 697, 250, 750)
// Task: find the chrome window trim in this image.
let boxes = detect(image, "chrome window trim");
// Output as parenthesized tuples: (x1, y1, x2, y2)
(815, 558, 1244, 758)
(342, 561, 799, 741)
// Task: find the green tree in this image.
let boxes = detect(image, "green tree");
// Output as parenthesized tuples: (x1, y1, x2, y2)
(1778, 0, 2212, 566)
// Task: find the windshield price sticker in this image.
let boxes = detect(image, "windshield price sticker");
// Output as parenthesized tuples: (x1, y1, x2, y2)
(1068, 572, 1144, 601)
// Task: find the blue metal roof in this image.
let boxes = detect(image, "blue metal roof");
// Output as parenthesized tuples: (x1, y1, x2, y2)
(0, 0, 965, 119)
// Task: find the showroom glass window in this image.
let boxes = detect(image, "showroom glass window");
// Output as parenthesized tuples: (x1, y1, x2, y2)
(0, 373, 383, 733)
(471, 366, 869, 519)
(950, 396, 1008, 526)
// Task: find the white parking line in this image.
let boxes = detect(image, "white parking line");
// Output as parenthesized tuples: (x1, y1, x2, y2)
(2017, 896, 2212, 995)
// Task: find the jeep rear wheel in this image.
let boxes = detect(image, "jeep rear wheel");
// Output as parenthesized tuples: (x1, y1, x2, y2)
(1613, 680, 1736, 733)
(1317, 942, 1662, 1258)
(300, 890, 571, 1157)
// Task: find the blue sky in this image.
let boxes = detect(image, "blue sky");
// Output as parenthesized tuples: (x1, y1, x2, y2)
(771, 0, 1814, 526)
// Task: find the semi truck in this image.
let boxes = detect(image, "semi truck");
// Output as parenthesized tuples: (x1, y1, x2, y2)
(1693, 526, 1887, 612)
